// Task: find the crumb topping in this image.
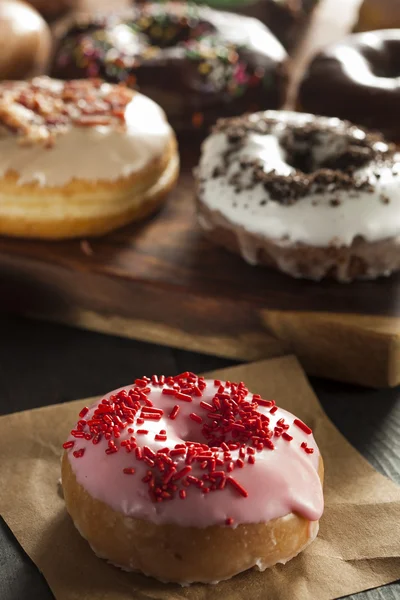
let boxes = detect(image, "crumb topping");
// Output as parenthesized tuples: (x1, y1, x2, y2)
(210, 114, 396, 205)
(0, 77, 133, 146)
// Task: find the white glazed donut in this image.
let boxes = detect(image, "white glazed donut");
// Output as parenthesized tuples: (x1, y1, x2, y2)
(0, 77, 179, 239)
(196, 110, 400, 281)
(62, 372, 324, 584)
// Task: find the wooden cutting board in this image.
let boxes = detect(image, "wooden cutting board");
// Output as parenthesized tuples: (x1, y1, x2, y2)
(2, 0, 399, 388)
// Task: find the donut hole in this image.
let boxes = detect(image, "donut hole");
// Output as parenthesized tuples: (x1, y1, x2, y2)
(135, 15, 213, 49)
(280, 125, 382, 174)
(361, 38, 400, 79)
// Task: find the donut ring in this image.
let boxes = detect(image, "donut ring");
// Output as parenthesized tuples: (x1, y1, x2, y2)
(354, 0, 400, 33)
(26, 0, 79, 21)
(62, 373, 324, 584)
(51, 3, 288, 133)
(0, 0, 51, 80)
(216, 0, 319, 52)
(298, 30, 400, 142)
(196, 110, 400, 282)
(0, 77, 178, 239)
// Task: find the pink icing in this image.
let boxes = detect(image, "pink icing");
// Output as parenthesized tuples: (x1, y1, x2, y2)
(64, 378, 323, 528)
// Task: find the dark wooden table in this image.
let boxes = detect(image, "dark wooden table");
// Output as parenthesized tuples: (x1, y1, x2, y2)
(0, 315, 398, 600)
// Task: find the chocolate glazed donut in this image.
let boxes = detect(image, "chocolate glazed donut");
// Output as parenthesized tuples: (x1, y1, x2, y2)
(51, 3, 288, 133)
(213, 0, 319, 52)
(136, 0, 319, 52)
(298, 30, 400, 142)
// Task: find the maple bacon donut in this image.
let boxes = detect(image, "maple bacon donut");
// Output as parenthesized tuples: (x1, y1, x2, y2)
(298, 30, 400, 142)
(51, 3, 288, 133)
(0, 77, 178, 239)
(62, 373, 324, 584)
(196, 111, 400, 282)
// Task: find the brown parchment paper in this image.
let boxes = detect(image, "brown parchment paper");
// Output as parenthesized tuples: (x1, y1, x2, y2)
(0, 356, 399, 600)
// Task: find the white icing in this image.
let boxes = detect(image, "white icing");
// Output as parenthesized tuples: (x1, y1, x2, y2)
(197, 110, 400, 247)
(0, 86, 172, 186)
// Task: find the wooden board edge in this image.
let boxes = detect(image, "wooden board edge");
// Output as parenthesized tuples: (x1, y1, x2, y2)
(18, 306, 289, 363)
(262, 310, 400, 388)
(14, 304, 400, 388)
(388, 334, 400, 388)
(1, 251, 399, 387)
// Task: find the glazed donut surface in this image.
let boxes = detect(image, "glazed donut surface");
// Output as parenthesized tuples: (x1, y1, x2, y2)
(0, 77, 178, 238)
(62, 373, 323, 583)
(51, 3, 288, 132)
(0, 0, 51, 80)
(298, 30, 400, 142)
(196, 111, 400, 281)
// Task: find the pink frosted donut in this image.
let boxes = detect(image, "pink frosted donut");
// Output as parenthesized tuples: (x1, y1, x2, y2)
(62, 372, 324, 584)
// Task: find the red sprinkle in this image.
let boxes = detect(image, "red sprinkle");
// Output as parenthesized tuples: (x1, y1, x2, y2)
(175, 392, 192, 403)
(123, 468, 135, 475)
(189, 413, 203, 424)
(141, 406, 163, 415)
(269, 406, 278, 414)
(282, 432, 293, 441)
(62, 441, 74, 449)
(170, 448, 185, 456)
(200, 401, 213, 411)
(169, 405, 180, 420)
(293, 419, 312, 435)
(162, 388, 176, 396)
(179, 490, 187, 499)
(227, 477, 248, 498)
(225, 517, 234, 526)
(73, 448, 85, 458)
(257, 399, 274, 407)
(172, 466, 192, 481)
(79, 406, 89, 418)
(141, 413, 162, 421)
(136, 429, 149, 435)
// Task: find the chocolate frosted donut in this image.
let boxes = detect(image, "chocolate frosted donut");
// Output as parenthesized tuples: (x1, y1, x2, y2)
(205, 0, 319, 51)
(138, 0, 319, 51)
(196, 111, 400, 282)
(298, 30, 400, 142)
(51, 3, 288, 133)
